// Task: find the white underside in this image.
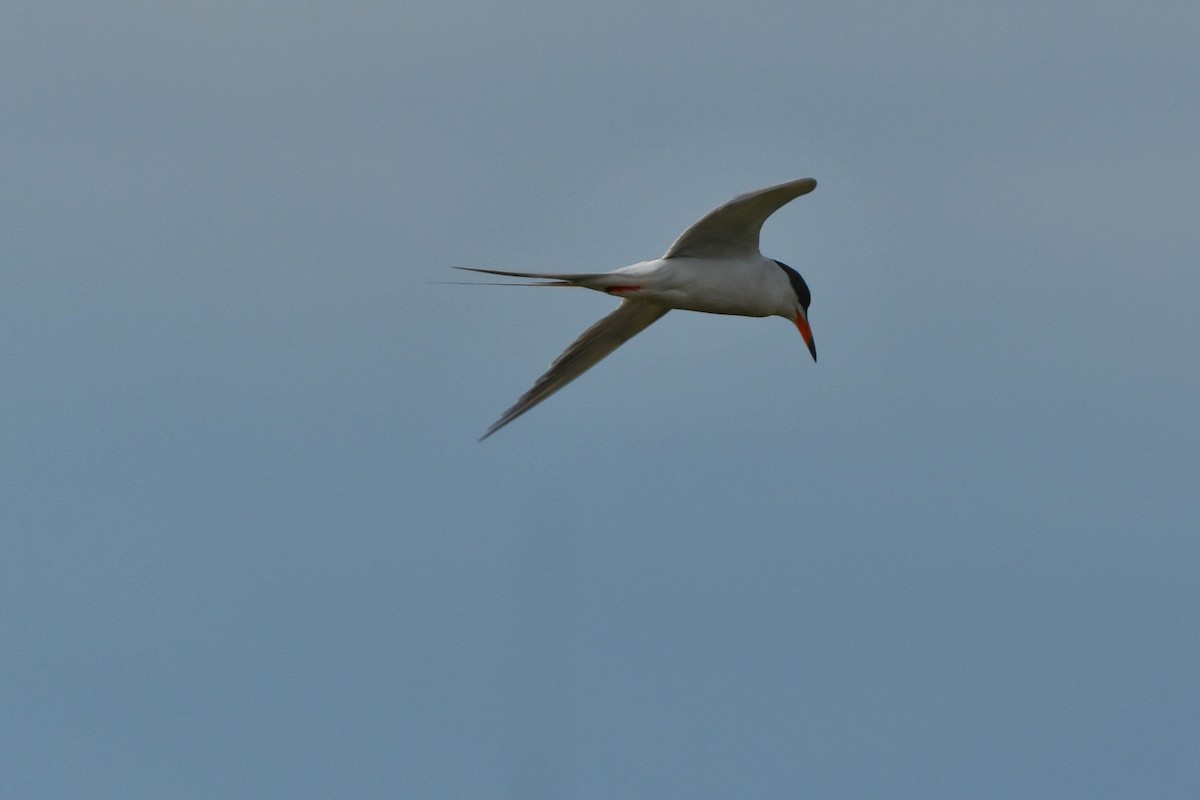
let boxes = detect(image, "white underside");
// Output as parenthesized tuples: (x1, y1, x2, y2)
(598, 256, 795, 318)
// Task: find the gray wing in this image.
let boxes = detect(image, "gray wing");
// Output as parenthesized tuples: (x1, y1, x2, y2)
(662, 177, 816, 260)
(481, 300, 670, 440)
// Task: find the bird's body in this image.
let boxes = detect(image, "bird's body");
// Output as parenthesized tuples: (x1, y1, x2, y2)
(582, 256, 798, 317)
(462, 177, 819, 439)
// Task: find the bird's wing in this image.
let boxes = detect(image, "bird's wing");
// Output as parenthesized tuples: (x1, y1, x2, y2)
(662, 178, 816, 260)
(481, 300, 670, 440)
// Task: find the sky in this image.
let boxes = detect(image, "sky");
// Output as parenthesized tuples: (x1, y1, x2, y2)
(3, 1, 1199, 797)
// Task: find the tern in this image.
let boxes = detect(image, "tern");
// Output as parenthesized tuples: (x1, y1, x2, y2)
(461, 177, 818, 440)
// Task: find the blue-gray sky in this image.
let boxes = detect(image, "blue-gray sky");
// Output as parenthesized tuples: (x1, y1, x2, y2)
(4, 2, 1199, 797)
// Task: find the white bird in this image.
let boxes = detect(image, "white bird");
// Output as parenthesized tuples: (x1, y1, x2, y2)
(461, 177, 818, 440)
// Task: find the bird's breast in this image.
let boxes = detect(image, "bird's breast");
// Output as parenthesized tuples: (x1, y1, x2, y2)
(623, 257, 783, 317)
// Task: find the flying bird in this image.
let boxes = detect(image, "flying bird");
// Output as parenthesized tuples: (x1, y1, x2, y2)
(461, 177, 819, 440)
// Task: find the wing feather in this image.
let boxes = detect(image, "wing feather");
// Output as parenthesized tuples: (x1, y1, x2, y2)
(481, 300, 669, 440)
(662, 177, 816, 260)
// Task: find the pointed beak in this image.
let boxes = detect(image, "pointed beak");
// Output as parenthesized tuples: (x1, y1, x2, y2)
(795, 310, 817, 362)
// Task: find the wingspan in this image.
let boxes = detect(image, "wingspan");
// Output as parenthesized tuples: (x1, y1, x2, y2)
(481, 300, 670, 440)
(662, 178, 816, 260)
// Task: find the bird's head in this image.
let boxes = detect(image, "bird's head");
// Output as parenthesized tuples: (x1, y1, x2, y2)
(773, 260, 816, 362)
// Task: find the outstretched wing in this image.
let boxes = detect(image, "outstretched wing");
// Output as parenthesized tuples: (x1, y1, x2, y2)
(481, 300, 670, 440)
(663, 177, 816, 260)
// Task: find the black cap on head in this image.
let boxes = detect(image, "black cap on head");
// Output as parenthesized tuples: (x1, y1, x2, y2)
(773, 260, 811, 310)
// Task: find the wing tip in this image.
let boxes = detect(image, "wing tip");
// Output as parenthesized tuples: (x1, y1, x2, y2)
(781, 176, 817, 196)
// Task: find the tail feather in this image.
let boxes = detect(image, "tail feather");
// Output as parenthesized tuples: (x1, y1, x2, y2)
(453, 266, 607, 286)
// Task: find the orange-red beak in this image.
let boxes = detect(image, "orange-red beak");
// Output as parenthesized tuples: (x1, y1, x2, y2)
(795, 312, 817, 361)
